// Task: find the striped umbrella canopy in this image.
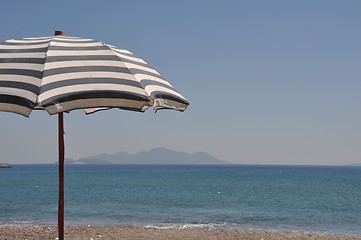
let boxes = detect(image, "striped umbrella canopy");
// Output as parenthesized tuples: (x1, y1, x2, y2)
(0, 32, 188, 116)
(0, 30, 188, 240)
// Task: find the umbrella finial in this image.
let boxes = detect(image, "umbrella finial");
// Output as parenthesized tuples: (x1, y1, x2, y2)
(54, 30, 64, 36)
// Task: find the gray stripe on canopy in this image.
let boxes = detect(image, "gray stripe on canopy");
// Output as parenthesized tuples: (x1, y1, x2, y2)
(40, 78, 144, 94)
(51, 39, 98, 44)
(0, 69, 43, 78)
(0, 81, 40, 94)
(48, 45, 110, 51)
(45, 55, 121, 62)
(41, 91, 151, 107)
(0, 47, 48, 53)
(43, 66, 132, 77)
(0, 58, 45, 64)
(0, 94, 35, 108)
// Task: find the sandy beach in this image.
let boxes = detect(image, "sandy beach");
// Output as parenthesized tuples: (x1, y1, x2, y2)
(0, 226, 360, 240)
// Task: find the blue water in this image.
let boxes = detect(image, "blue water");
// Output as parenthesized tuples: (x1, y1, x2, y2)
(0, 164, 361, 236)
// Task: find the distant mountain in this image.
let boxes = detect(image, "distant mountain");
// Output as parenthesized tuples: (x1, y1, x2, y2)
(67, 148, 228, 165)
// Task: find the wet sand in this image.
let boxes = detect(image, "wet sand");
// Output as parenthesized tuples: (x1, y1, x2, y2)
(1, 226, 361, 240)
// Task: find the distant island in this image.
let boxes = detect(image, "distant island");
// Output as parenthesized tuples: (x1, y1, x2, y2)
(63, 148, 229, 165)
(0, 164, 11, 168)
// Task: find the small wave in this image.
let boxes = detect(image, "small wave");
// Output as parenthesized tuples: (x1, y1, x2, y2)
(0, 220, 35, 228)
(143, 222, 231, 230)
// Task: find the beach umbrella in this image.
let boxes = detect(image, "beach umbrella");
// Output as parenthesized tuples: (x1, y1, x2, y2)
(0, 30, 189, 239)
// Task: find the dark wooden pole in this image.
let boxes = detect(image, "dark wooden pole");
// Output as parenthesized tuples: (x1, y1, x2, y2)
(58, 112, 64, 240)
(55, 29, 65, 240)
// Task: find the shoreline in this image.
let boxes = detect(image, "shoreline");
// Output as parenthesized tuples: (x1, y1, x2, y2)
(1, 225, 361, 240)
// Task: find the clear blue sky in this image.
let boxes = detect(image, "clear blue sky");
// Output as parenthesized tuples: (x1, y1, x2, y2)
(0, 0, 360, 165)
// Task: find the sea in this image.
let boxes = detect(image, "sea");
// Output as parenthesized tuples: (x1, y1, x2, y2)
(0, 164, 361, 236)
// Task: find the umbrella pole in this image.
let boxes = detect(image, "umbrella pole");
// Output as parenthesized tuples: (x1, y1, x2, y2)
(58, 112, 65, 240)
(54, 29, 65, 240)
